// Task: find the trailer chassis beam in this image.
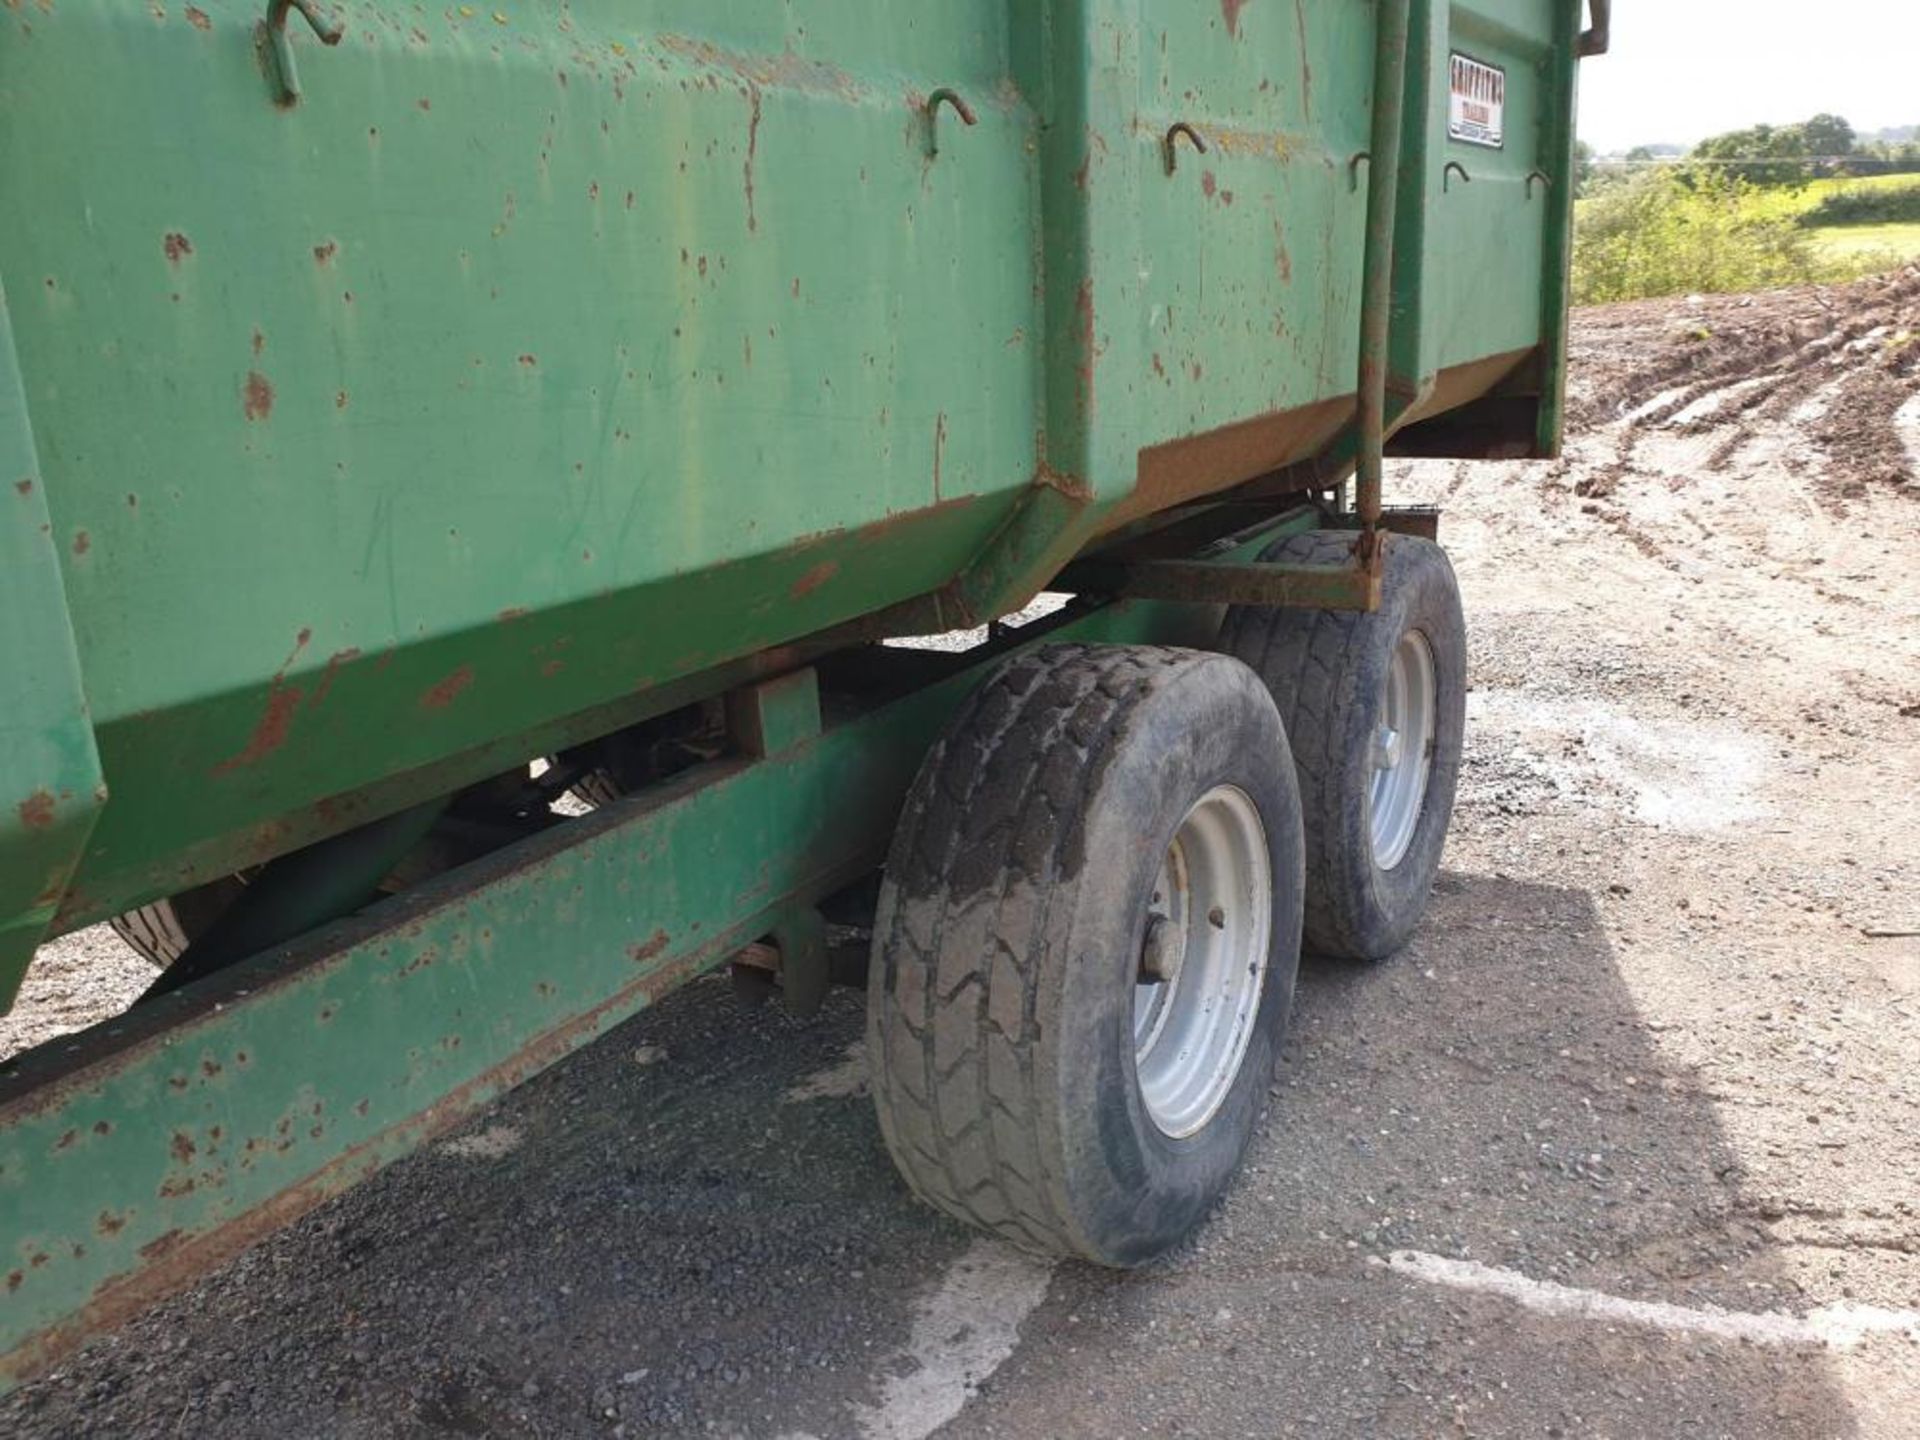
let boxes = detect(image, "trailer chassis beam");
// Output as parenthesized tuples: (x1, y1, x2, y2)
(0, 593, 1228, 1389)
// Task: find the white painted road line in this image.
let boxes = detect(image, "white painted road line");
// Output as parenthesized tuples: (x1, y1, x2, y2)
(1382, 1250, 1920, 1351)
(854, 1239, 1055, 1440)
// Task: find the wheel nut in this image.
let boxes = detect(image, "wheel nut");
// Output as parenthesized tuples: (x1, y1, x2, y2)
(1139, 914, 1182, 985)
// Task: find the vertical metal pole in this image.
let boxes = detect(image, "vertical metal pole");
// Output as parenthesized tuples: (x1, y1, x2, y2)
(1357, 0, 1411, 566)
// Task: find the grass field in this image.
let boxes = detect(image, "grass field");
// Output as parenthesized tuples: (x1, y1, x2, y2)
(1807, 222, 1920, 262)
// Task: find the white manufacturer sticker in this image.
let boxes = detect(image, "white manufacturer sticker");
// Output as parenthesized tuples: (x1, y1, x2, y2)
(1448, 53, 1506, 149)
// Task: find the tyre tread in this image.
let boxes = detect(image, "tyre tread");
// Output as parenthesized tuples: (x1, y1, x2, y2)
(868, 644, 1208, 1256)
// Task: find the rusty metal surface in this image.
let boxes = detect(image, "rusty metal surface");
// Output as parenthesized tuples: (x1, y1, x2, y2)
(2, 1, 1591, 964)
(0, 591, 1228, 1388)
(1057, 556, 1381, 611)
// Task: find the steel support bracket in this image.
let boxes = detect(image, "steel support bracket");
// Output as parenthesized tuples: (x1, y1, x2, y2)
(724, 668, 822, 759)
(1055, 555, 1381, 612)
(1336, 506, 1440, 542)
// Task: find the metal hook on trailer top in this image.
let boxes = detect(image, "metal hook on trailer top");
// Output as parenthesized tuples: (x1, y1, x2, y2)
(260, 0, 343, 107)
(1347, 152, 1371, 193)
(1525, 170, 1553, 199)
(1164, 122, 1209, 175)
(925, 88, 977, 157)
(1443, 161, 1471, 193)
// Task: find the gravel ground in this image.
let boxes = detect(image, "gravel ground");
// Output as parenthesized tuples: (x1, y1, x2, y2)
(4, 273, 1918, 1438)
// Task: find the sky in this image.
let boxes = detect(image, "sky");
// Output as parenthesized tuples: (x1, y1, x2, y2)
(1576, 2, 1920, 152)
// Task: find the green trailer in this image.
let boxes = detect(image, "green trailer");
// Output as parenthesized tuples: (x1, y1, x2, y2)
(0, 0, 1606, 1383)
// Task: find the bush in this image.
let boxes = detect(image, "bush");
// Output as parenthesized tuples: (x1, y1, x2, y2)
(1801, 181, 1920, 227)
(1572, 172, 1824, 304)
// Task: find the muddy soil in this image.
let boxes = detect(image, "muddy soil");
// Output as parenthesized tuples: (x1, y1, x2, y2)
(4, 271, 1918, 1438)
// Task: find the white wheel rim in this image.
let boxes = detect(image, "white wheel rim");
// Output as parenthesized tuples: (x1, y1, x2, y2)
(1132, 785, 1272, 1139)
(1369, 628, 1437, 871)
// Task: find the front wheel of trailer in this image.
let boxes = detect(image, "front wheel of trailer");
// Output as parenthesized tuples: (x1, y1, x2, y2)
(866, 643, 1305, 1266)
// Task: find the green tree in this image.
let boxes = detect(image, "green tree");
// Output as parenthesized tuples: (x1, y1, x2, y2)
(1691, 123, 1812, 186)
(1689, 116, 1860, 186)
(1802, 113, 1856, 163)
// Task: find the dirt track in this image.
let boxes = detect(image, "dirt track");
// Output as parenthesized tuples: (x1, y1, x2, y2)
(5, 272, 1919, 1438)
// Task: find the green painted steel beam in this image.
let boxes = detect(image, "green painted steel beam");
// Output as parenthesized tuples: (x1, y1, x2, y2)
(0, 593, 1223, 1389)
(1057, 556, 1381, 612)
(0, 282, 107, 1010)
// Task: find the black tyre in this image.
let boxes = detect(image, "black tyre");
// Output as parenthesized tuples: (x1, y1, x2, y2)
(1220, 531, 1466, 960)
(867, 644, 1305, 1266)
(109, 876, 250, 968)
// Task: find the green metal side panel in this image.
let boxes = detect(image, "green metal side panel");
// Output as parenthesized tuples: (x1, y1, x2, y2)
(0, 591, 1232, 1386)
(1424, 0, 1557, 372)
(0, 281, 107, 1009)
(0, 0, 1588, 972)
(1, 0, 1041, 929)
(1384, 0, 1579, 430)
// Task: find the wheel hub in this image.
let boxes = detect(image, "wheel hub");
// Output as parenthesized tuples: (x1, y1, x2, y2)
(1368, 629, 1437, 871)
(1132, 785, 1273, 1139)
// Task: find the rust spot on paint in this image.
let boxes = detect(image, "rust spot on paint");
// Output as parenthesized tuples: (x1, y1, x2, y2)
(184, 4, 210, 28)
(1074, 279, 1096, 414)
(932, 411, 947, 502)
(627, 930, 670, 963)
(162, 232, 193, 264)
(211, 628, 311, 775)
(1034, 462, 1093, 502)
(14, 478, 31, 495)
(1200, 170, 1218, 200)
(313, 240, 337, 265)
(17, 790, 56, 830)
(5, 936, 726, 1385)
(1274, 219, 1293, 284)
(417, 97, 431, 111)
(96, 1211, 126, 1238)
(242, 371, 274, 421)
(1222, 0, 1251, 36)
(790, 560, 838, 599)
(419, 664, 475, 710)
(71, 529, 90, 556)
(743, 85, 762, 232)
(308, 647, 361, 710)
(1294, 0, 1313, 118)
(496, 606, 529, 623)
(252, 328, 266, 356)
(94, 1120, 111, 1136)
(1152, 352, 1166, 378)
(518, 353, 537, 367)
(169, 1132, 195, 1164)
(1221, 189, 1235, 206)
(139, 1229, 186, 1264)
(335, 389, 349, 409)
(54, 1129, 77, 1151)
